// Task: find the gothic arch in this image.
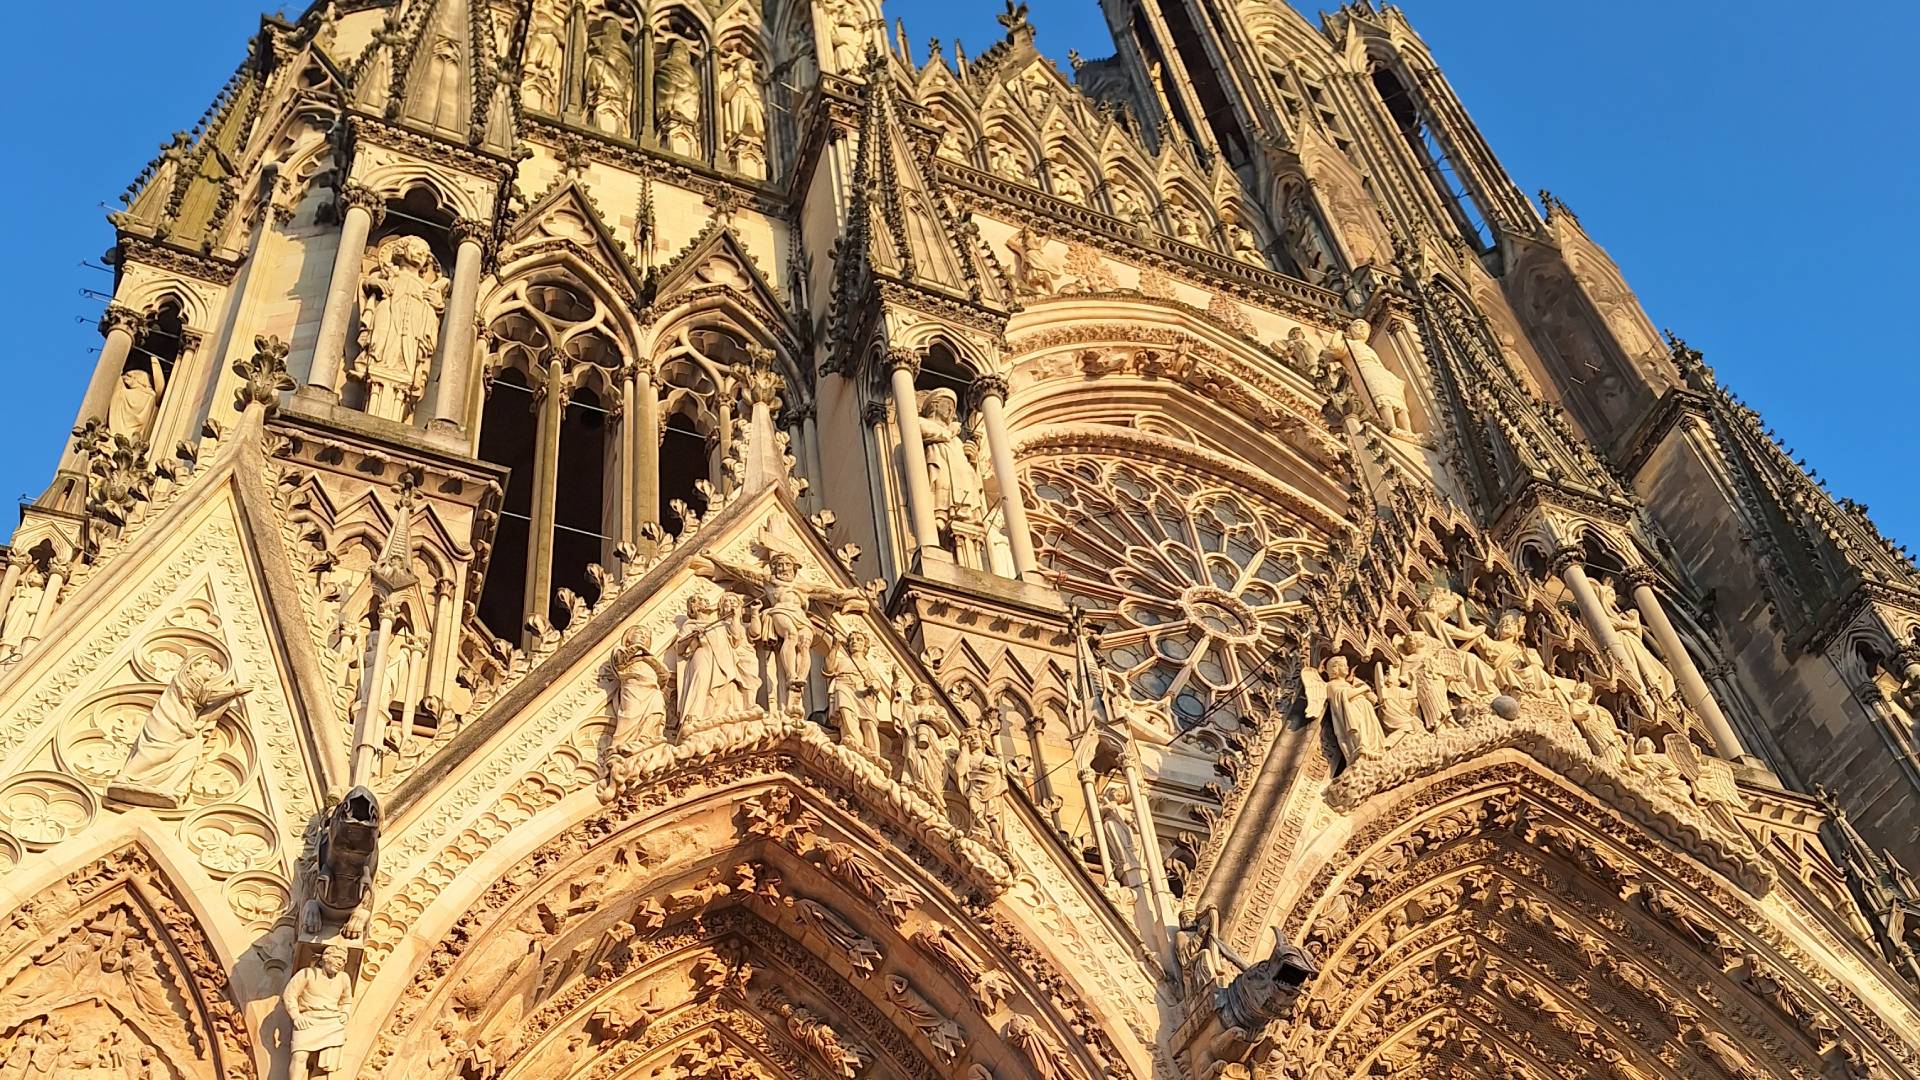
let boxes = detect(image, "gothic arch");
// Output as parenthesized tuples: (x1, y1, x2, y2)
(1266, 761, 1917, 1080)
(363, 773, 1130, 1080)
(0, 838, 263, 1079)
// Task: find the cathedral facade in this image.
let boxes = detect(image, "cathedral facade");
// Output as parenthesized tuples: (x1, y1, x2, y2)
(4, 0, 1920, 1076)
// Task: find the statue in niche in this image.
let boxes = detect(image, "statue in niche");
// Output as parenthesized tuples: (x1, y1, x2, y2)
(957, 726, 1010, 847)
(1305, 655, 1384, 767)
(1322, 319, 1411, 435)
(606, 625, 670, 766)
(585, 17, 634, 136)
(693, 523, 864, 716)
(107, 355, 165, 443)
(1283, 190, 1336, 283)
(1473, 609, 1563, 706)
(825, 627, 886, 755)
(917, 389, 983, 539)
(523, 0, 566, 113)
(1099, 784, 1143, 886)
(720, 52, 767, 178)
(1108, 183, 1152, 240)
(1165, 196, 1206, 245)
(986, 137, 1025, 181)
(1047, 152, 1086, 205)
(654, 39, 701, 157)
(1006, 226, 1062, 295)
(284, 945, 353, 1080)
(1414, 587, 1500, 700)
(1, 562, 45, 654)
(107, 651, 248, 808)
(353, 235, 446, 423)
(1596, 579, 1679, 703)
(904, 685, 953, 797)
(672, 593, 751, 726)
(820, 0, 870, 76)
(1223, 208, 1265, 265)
(1566, 680, 1626, 768)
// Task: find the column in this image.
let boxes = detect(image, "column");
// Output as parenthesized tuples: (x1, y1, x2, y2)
(973, 375, 1038, 580)
(632, 367, 659, 540)
(304, 184, 383, 399)
(799, 405, 826, 503)
(1625, 568, 1749, 760)
(888, 350, 940, 551)
(427, 221, 487, 432)
(23, 559, 68, 651)
(520, 361, 567, 632)
(0, 552, 26, 636)
(1121, 754, 1181, 971)
(350, 602, 397, 785)
(1556, 553, 1636, 681)
(77, 307, 144, 427)
(422, 577, 456, 706)
(1079, 767, 1114, 882)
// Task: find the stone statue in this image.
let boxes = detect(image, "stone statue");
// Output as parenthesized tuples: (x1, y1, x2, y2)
(522, 0, 566, 113)
(302, 786, 381, 938)
(353, 235, 445, 423)
(1567, 680, 1626, 768)
(1165, 196, 1205, 245)
(673, 593, 751, 726)
(825, 628, 884, 755)
(1, 562, 46, 654)
(1004, 1013, 1075, 1080)
(654, 39, 701, 157)
(1283, 190, 1337, 282)
(107, 652, 248, 808)
(284, 945, 353, 1080)
(958, 727, 1011, 847)
(1047, 153, 1086, 204)
(1099, 784, 1142, 886)
(1224, 209, 1264, 265)
(693, 525, 863, 716)
(585, 17, 634, 136)
(107, 357, 165, 443)
(607, 626, 670, 752)
(1323, 319, 1411, 434)
(1414, 587, 1500, 700)
(820, 0, 870, 75)
(1306, 656, 1385, 767)
(1627, 737, 1691, 804)
(1375, 658, 1428, 741)
(917, 388, 983, 536)
(1474, 609, 1562, 704)
(1596, 579, 1678, 702)
(1393, 630, 1456, 729)
(720, 52, 767, 177)
(904, 686, 953, 797)
(987, 136, 1024, 181)
(1006, 226, 1062, 295)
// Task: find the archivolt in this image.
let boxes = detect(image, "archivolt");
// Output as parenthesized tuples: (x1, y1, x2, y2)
(1270, 764, 1916, 1080)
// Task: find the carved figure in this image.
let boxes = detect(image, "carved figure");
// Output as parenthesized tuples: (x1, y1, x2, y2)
(773, 996, 867, 1077)
(1597, 579, 1679, 702)
(1375, 657, 1428, 741)
(904, 686, 953, 796)
(107, 651, 248, 808)
(695, 535, 861, 716)
(721, 52, 766, 177)
(0, 560, 44, 653)
(1414, 587, 1500, 700)
(284, 946, 352, 1080)
(1047, 152, 1086, 204)
(353, 235, 445, 422)
(1627, 737, 1692, 804)
(918, 388, 983, 535)
(1567, 681, 1626, 767)
(825, 628, 885, 755)
(1004, 1013, 1075, 1080)
(1165, 196, 1206, 244)
(585, 17, 633, 136)
(1305, 656, 1385, 767)
(957, 727, 1011, 847)
(673, 593, 751, 726)
(1473, 609, 1562, 706)
(107, 358, 165, 442)
(1219, 933, 1319, 1030)
(795, 899, 883, 976)
(1006, 226, 1062, 295)
(1393, 631, 1456, 729)
(886, 974, 966, 1061)
(302, 786, 381, 938)
(987, 136, 1024, 180)
(820, 0, 870, 75)
(523, 0, 566, 112)
(1324, 319, 1411, 434)
(610, 626, 670, 744)
(654, 39, 701, 156)
(1224, 209, 1264, 265)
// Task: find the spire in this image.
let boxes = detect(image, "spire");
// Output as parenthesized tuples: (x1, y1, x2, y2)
(826, 48, 1012, 362)
(113, 43, 269, 252)
(1415, 281, 1630, 523)
(1672, 334, 1920, 643)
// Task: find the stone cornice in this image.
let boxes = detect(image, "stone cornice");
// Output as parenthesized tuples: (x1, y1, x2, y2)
(112, 234, 241, 286)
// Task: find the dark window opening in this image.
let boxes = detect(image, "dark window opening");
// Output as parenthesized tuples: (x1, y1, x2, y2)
(1371, 66, 1495, 252)
(551, 386, 609, 627)
(476, 368, 537, 640)
(659, 413, 709, 536)
(1130, 13, 1202, 152)
(916, 341, 976, 422)
(1153, 0, 1248, 167)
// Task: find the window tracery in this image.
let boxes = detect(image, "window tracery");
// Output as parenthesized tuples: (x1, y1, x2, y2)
(1023, 455, 1321, 731)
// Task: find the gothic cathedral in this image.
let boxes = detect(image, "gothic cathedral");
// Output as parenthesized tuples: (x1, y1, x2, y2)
(2, 1, 1917, 1077)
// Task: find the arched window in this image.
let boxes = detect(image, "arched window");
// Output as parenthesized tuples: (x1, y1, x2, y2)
(1370, 65, 1494, 252)
(474, 272, 631, 641)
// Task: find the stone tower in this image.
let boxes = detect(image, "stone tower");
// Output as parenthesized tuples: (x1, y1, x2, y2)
(2, 1, 1918, 1077)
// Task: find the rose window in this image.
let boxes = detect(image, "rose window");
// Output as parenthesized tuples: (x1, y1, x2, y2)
(1024, 456, 1323, 730)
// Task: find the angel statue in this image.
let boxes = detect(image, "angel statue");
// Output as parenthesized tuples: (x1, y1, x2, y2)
(692, 521, 864, 716)
(1304, 655, 1385, 769)
(1665, 733, 1747, 835)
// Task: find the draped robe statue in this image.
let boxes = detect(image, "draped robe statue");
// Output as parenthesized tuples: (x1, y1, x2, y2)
(1325, 318, 1412, 434)
(917, 389, 983, 535)
(107, 652, 248, 808)
(353, 236, 445, 422)
(654, 40, 701, 157)
(107, 359, 164, 443)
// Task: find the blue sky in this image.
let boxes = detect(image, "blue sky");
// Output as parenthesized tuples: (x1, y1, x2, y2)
(2, 2, 1913, 550)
